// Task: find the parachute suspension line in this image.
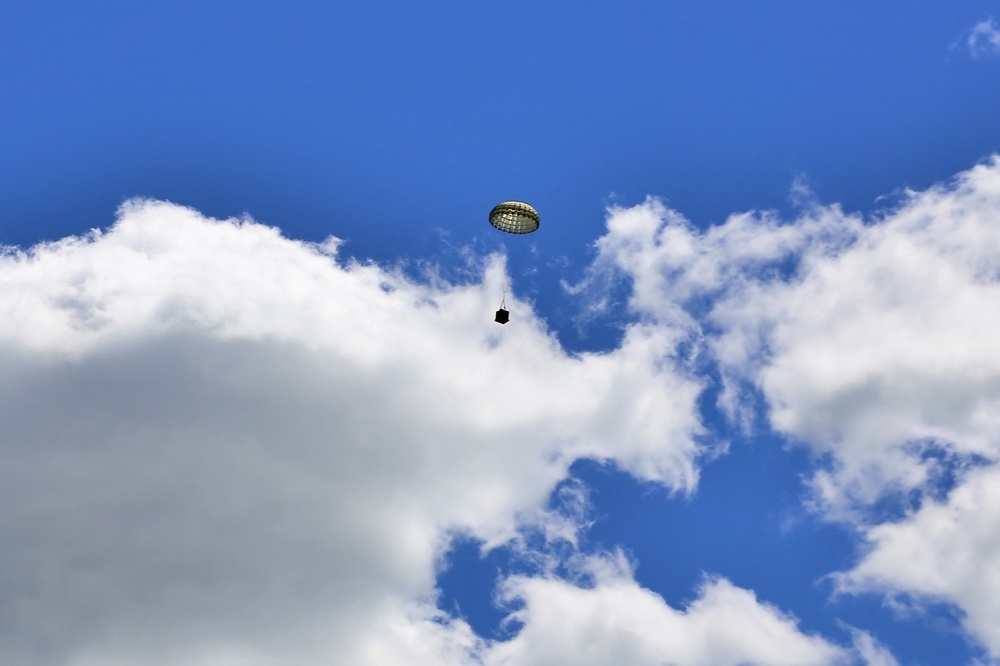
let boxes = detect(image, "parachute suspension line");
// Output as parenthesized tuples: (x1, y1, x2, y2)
(494, 280, 510, 324)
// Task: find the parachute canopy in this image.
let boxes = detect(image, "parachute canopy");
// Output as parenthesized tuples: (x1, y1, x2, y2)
(489, 201, 540, 234)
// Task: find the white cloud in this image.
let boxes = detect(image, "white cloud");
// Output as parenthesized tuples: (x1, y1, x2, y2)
(485, 552, 847, 666)
(585, 157, 1000, 513)
(834, 464, 1000, 661)
(581, 195, 861, 331)
(844, 626, 899, 666)
(582, 156, 1000, 658)
(967, 17, 1000, 59)
(730, 159, 1000, 511)
(1, 199, 839, 664)
(14, 161, 997, 662)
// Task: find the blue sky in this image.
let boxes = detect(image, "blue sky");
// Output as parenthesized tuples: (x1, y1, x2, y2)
(4, 3, 1000, 665)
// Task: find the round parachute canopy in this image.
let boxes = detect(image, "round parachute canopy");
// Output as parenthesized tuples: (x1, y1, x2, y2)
(489, 201, 540, 234)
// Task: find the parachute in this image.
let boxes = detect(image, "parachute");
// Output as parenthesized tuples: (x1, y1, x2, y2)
(489, 201, 539, 323)
(489, 201, 540, 235)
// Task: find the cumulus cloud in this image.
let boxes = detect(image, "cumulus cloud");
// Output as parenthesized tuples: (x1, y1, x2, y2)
(966, 17, 1000, 58)
(14, 160, 998, 662)
(486, 552, 847, 666)
(581, 156, 1000, 658)
(834, 464, 1000, 660)
(0, 199, 847, 664)
(585, 157, 1000, 513)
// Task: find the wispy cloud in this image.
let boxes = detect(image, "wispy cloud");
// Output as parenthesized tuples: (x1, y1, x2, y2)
(966, 17, 1000, 58)
(844, 626, 900, 666)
